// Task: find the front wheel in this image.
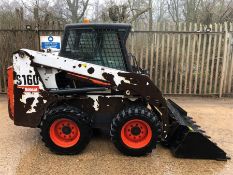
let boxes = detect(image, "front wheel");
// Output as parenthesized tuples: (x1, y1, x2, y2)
(110, 106, 161, 156)
(40, 105, 92, 155)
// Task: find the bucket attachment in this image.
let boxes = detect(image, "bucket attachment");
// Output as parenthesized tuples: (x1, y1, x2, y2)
(166, 99, 229, 160)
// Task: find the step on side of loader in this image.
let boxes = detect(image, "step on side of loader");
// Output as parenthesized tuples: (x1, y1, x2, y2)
(166, 99, 230, 160)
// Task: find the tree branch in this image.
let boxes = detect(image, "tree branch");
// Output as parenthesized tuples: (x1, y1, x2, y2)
(77, 0, 89, 21)
(129, 7, 150, 23)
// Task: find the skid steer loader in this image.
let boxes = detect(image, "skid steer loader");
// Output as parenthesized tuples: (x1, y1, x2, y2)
(7, 23, 229, 160)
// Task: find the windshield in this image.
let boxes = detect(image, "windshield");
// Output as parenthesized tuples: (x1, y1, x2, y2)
(60, 28, 126, 71)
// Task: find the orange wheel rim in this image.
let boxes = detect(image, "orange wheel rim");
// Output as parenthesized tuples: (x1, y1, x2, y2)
(49, 118, 80, 148)
(121, 119, 152, 149)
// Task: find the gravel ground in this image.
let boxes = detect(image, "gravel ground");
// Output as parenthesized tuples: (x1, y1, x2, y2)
(0, 94, 232, 175)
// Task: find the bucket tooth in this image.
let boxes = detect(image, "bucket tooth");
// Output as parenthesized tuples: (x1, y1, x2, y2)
(166, 99, 229, 160)
(198, 129, 206, 133)
(189, 119, 196, 124)
(193, 124, 200, 128)
(203, 134, 211, 138)
(187, 116, 193, 120)
(186, 117, 193, 122)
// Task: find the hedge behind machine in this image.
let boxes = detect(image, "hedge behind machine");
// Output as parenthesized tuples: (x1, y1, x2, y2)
(7, 23, 229, 160)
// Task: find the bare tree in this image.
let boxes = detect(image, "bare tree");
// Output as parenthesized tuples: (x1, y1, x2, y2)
(102, 0, 149, 23)
(166, 0, 233, 24)
(65, 0, 89, 23)
(108, 4, 129, 22)
(155, 0, 167, 22)
(127, 0, 150, 23)
(212, 0, 233, 23)
(167, 0, 181, 25)
(148, 0, 153, 31)
(93, 0, 100, 22)
(183, 0, 201, 23)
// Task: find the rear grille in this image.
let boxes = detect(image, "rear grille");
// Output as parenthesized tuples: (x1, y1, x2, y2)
(7, 66, 14, 120)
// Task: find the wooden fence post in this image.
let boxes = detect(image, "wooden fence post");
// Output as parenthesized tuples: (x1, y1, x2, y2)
(0, 65, 2, 93)
(227, 24, 233, 93)
(194, 24, 202, 94)
(189, 23, 197, 94)
(184, 23, 192, 94)
(174, 23, 181, 93)
(209, 23, 218, 93)
(199, 30, 207, 94)
(159, 23, 166, 90)
(149, 33, 154, 79)
(224, 23, 233, 94)
(130, 32, 134, 54)
(169, 30, 176, 94)
(214, 24, 223, 94)
(164, 24, 171, 93)
(154, 22, 160, 85)
(204, 24, 213, 94)
(227, 32, 233, 93)
(219, 22, 229, 97)
(179, 23, 187, 94)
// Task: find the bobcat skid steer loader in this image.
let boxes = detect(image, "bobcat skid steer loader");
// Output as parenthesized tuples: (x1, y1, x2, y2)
(7, 23, 229, 160)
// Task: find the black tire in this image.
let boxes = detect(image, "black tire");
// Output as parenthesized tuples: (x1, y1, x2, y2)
(110, 106, 161, 156)
(40, 105, 92, 155)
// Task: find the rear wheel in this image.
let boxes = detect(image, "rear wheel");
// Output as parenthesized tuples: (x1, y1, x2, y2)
(110, 106, 160, 156)
(49, 118, 81, 148)
(40, 105, 92, 154)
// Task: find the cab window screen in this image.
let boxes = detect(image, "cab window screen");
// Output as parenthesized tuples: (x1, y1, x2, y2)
(63, 29, 126, 71)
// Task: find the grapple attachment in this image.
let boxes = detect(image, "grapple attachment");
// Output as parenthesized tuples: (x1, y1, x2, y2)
(166, 99, 229, 160)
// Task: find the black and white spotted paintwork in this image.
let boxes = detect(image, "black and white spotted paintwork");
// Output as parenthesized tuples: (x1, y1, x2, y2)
(12, 49, 169, 138)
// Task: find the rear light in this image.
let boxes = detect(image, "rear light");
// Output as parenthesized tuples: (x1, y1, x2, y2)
(7, 66, 14, 120)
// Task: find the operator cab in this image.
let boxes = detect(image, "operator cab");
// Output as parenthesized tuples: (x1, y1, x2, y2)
(59, 23, 132, 72)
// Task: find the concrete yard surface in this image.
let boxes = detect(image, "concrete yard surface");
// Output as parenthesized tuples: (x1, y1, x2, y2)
(0, 95, 232, 175)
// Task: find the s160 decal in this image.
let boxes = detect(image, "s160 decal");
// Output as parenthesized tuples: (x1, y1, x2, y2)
(16, 75, 39, 86)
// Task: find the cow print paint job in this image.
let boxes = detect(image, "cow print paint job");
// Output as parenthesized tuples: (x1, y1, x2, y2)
(102, 72, 117, 87)
(12, 50, 57, 127)
(87, 67, 95, 74)
(11, 49, 169, 139)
